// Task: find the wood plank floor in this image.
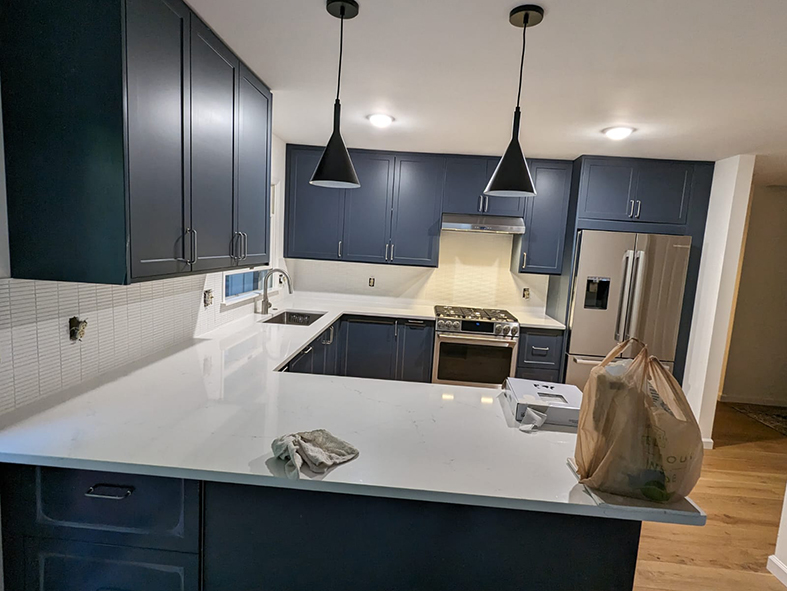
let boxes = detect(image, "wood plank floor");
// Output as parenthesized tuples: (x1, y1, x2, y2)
(634, 403, 787, 591)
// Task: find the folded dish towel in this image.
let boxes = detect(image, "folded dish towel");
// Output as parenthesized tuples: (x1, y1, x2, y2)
(271, 429, 359, 480)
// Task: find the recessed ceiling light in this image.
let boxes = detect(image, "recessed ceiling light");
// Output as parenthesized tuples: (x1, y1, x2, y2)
(368, 114, 394, 128)
(602, 126, 635, 140)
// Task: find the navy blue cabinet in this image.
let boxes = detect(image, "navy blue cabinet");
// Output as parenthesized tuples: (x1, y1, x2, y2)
(288, 346, 314, 374)
(341, 152, 396, 263)
(511, 160, 573, 274)
(0, 0, 271, 284)
(341, 316, 399, 380)
(577, 157, 696, 226)
(390, 155, 446, 266)
(516, 329, 564, 383)
(396, 320, 435, 383)
(442, 156, 526, 217)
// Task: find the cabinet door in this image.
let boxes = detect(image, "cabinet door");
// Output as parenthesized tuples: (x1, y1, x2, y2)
(632, 162, 692, 224)
(323, 322, 340, 376)
(341, 317, 398, 380)
(515, 160, 572, 274)
(483, 157, 527, 216)
(285, 147, 345, 260)
(396, 320, 435, 383)
(442, 157, 487, 215)
(341, 152, 395, 263)
(289, 348, 314, 374)
(190, 19, 238, 273)
(577, 158, 635, 221)
(127, 0, 192, 279)
(236, 65, 272, 266)
(309, 334, 327, 375)
(26, 538, 199, 591)
(389, 155, 445, 267)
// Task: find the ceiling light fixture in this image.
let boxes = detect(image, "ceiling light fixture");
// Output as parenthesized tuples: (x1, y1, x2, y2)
(368, 113, 394, 128)
(602, 126, 635, 140)
(484, 4, 544, 198)
(310, 0, 361, 189)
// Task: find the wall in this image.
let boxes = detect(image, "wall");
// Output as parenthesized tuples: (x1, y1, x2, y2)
(682, 154, 756, 446)
(768, 485, 787, 587)
(287, 231, 548, 312)
(722, 186, 787, 405)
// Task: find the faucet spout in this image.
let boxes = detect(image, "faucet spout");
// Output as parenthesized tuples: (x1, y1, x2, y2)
(256, 268, 292, 315)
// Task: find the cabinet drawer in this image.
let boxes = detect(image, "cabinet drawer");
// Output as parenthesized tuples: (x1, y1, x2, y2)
(515, 367, 560, 383)
(0, 465, 199, 553)
(518, 331, 563, 368)
(25, 538, 199, 591)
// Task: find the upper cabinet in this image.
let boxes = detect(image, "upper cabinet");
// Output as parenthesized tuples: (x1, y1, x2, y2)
(285, 146, 444, 268)
(0, 0, 271, 284)
(576, 157, 696, 226)
(442, 156, 526, 217)
(511, 160, 573, 275)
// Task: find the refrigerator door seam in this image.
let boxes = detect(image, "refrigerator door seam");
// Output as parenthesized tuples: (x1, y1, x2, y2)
(614, 250, 635, 342)
(625, 250, 647, 340)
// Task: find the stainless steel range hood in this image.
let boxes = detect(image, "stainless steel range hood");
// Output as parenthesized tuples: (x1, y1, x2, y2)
(441, 214, 525, 235)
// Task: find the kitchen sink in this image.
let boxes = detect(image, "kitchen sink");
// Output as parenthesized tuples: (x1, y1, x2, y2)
(263, 311, 325, 326)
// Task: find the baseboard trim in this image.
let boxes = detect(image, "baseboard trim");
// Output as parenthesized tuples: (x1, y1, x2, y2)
(702, 437, 714, 450)
(768, 555, 787, 588)
(721, 394, 787, 407)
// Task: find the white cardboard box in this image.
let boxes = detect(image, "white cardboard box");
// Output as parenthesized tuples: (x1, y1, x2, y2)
(504, 378, 583, 427)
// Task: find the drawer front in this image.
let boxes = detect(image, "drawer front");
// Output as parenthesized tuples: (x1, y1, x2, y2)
(26, 538, 199, 591)
(518, 331, 563, 368)
(1, 465, 199, 553)
(515, 367, 560, 383)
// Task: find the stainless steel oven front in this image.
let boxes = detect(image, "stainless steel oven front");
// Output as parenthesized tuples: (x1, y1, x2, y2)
(432, 332, 518, 387)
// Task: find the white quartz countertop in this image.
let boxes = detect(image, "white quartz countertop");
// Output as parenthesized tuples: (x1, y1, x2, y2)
(0, 293, 702, 525)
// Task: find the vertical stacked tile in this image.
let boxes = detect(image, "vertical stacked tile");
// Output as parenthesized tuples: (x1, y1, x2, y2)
(78, 283, 100, 382)
(57, 282, 81, 389)
(111, 285, 129, 370)
(126, 283, 143, 363)
(0, 279, 13, 413)
(10, 280, 39, 406)
(34, 281, 62, 396)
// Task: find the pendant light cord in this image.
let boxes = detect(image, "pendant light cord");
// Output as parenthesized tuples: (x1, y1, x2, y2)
(516, 13, 529, 109)
(336, 10, 345, 101)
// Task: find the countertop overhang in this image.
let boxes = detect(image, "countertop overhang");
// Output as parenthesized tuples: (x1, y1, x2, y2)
(0, 293, 703, 525)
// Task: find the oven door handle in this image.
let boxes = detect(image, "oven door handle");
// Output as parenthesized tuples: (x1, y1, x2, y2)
(436, 334, 516, 347)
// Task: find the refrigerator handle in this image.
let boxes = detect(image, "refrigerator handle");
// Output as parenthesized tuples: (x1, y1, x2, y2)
(614, 250, 635, 342)
(625, 250, 647, 340)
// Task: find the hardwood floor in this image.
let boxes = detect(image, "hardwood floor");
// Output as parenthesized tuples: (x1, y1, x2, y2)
(634, 402, 787, 591)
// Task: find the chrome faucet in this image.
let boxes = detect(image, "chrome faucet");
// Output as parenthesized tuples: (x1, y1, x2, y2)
(256, 268, 293, 315)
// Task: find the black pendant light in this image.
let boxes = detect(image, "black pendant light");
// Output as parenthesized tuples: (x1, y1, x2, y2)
(310, 0, 361, 189)
(484, 5, 544, 198)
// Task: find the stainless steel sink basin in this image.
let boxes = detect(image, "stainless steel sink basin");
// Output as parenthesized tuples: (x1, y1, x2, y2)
(263, 311, 325, 326)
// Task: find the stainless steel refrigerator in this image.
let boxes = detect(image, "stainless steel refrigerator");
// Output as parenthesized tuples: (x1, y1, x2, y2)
(565, 230, 691, 389)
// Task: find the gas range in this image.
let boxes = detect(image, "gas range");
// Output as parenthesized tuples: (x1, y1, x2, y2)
(434, 305, 520, 338)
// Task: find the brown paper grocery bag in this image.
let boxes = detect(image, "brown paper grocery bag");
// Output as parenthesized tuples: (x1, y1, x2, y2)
(574, 339, 703, 503)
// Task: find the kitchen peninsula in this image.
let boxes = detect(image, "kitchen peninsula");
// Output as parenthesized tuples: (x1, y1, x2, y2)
(0, 295, 703, 591)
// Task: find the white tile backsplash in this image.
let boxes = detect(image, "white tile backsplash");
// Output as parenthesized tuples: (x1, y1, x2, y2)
(286, 231, 550, 312)
(0, 272, 255, 417)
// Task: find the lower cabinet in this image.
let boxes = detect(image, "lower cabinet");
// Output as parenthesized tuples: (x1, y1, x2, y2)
(396, 320, 435, 383)
(25, 538, 199, 591)
(340, 316, 399, 380)
(516, 329, 565, 383)
(515, 367, 560, 382)
(286, 321, 340, 375)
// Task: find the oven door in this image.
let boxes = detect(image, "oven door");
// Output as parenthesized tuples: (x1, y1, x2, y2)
(432, 333, 518, 387)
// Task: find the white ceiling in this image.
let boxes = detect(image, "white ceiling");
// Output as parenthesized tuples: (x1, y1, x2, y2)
(187, 0, 787, 184)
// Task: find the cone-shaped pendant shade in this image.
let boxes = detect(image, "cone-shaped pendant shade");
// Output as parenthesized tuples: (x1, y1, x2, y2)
(484, 108, 535, 197)
(311, 100, 360, 188)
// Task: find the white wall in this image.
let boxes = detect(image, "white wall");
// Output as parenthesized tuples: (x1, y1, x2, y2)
(722, 185, 787, 405)
(768, 485, 787, 587)
(287, 231, 549, 313)
(682, 154, 756, 446)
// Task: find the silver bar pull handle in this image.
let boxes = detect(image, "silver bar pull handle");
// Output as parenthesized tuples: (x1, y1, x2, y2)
(390, 243, 394, 261)
(85, 484, 134, 500)
(302, 347, 313, 355)
(484, 195, 489, 212)
(614, 249, 635, 341)
(573, 358, 602, 366)
(385, 243, 390, 261)
(635, 200, 642, 219)
(241, 232, 249, 260)
(531, 346, 550, 352)
(478, 195, 484, 212)
(522, 252, 527, 269)
(338, 240, 342, 258)
(627, 200, 635, 218)
(190, 228, 198, 264)
(625, 250, 647, 340)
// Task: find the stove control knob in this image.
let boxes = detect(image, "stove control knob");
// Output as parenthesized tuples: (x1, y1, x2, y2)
(502, 325, 511, 335)
(494, 324, 503, 335)
(452, 321, 461, 330)
(511, 325, 519, 336)
(437, 320, 446, 330)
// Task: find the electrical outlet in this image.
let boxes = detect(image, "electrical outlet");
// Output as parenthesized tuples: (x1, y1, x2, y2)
(522, 287, 530, 300)
(368, 277, 375, 287)
(203, 289, 214, 308)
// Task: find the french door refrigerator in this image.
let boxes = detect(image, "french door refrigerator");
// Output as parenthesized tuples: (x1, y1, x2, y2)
(565, 230, 691, 389)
